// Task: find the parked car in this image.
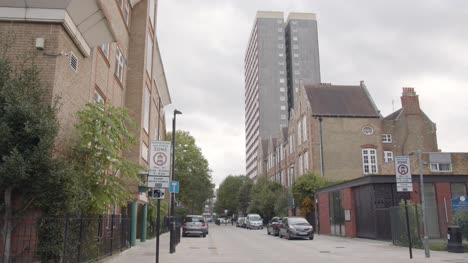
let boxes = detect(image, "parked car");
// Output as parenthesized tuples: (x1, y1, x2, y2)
(182, 215, 207, 238)
(245, 214, 263, 229)
(279, 217, 313, 240)
(266, 217, 282, 236)
(236, 217, 245, 227)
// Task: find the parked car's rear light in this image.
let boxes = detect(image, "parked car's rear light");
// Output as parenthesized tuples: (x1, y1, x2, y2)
(202, 223, 206, 227)
(183, 223, 186, 227)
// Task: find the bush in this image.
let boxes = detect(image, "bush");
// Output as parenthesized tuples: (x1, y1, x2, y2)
(454, 211, 468, 241)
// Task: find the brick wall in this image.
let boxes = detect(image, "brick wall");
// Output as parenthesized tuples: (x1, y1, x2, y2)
(342, 188, 357, 237)
(318, 193, 330, 234)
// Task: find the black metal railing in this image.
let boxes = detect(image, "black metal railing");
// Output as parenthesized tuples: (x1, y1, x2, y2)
(1, 215, 131, 263)
(389, 204, 423, 248)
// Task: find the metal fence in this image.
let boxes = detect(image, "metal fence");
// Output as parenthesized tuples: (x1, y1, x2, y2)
(1, 215, 131, 263)
(389, 204, 423, 248)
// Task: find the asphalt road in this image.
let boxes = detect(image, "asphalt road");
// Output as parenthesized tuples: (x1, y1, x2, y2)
(112, 224, 468, 263)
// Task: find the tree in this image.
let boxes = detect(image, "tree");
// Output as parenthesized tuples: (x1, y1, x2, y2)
(292, 173, 334, 221)
(237, 177, 253, 216)
(73, 103, 142, 214)
(167, 131, 214, 215)
(248, 177, 284, 222)
(0, 55, 82, 262)
(274, 188, 289, 217)
(214, 175, 246, 216)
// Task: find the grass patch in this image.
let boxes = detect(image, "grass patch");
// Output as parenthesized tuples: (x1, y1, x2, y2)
(429, 242, 468, 252)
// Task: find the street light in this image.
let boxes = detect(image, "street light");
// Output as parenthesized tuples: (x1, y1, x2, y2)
(169, 109, 182, 254)
(408, 150, 430, 258)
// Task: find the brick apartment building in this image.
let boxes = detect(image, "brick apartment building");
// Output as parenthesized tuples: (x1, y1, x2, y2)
(0, 0, 170, 246)
(260, 81, 467, 240)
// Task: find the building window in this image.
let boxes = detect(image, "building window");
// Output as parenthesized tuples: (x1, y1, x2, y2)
(277, 19, 283, 24)
(293, 44, 299, 49)
(149, 0, 155, 27)
(302, 116, 307, 142)
(430, 163, 452, 172)
(279, 53, 284, 57)
(279, 70, 285, 75)
(278, 44, 284, 48)
(293, 36, 298, 41)
(281, 105, 286, 110)
(70, 52, 78, 72)
(280, 88, 285, 92)
(295, 71, 300, 75)
(294, 53, 299, 58)
(382, 134, 392, 143)
(362, 126, 374, 135)
(124, 1, 131, 25)
(362, 149, 378, 174)
(278, 61, 284, 65)
(116, 48, 124, 82)
(281, 115, 286, 120)
(279, 78, 285, 83)
(297, 122, 302, 146)
(298, 155, 303, 176)
(292, 21, 298, 25)
(146, 33, 153, 77)
(278, 36, 283, 40)
(280, 96, 285, 101)
(94, 89, 105, 103)
(100, 43, 110, 59)
(384, 151, 394, 163)
(304, 151, 309, 172)
(142, 143, 149, 162)
(143, 86, 150, 133)
(289, 135, 293, 154)
(451, 183, 467, 198)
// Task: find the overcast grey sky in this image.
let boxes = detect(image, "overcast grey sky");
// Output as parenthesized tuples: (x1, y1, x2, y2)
(157, 0, 468, 186)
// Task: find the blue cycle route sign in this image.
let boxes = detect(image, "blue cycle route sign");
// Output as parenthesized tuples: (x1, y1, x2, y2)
(170, 181, 179, 194)
(452, 196, 468, 212)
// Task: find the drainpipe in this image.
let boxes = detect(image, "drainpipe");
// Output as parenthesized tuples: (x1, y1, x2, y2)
(319, 117, 325, 177)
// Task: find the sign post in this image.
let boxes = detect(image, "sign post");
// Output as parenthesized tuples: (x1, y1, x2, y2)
(150, 141, 171, 263)
(395, 156, 413, 259)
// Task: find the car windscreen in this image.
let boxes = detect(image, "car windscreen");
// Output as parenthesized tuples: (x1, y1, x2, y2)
(184, 217, 204, 223)
(288, 218, 309, 225)
(249, 215, 261, 221)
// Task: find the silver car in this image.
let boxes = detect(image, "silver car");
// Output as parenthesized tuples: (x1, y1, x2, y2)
(279, 217, 314, 240)
(182, 215, 207, 237)
(246, 214, 263, 229)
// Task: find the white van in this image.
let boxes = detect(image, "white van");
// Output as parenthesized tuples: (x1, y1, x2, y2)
(245, 214, 263, 229)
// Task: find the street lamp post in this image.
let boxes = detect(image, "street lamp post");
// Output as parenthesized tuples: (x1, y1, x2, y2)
(169, 109, 182, 254)
(417, 149, 430, 258)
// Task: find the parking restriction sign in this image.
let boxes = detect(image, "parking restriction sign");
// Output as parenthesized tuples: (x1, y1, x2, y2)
(395, 156, 413, 192)
(149, 141, 171, 177)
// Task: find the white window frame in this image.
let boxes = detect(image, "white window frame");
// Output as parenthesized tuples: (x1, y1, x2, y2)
(94, 90, 105, 103)
(124, 1, 131, 25)
(281, 115, 286, 120)
(279, 78, 285, 83)
(149, 0, 155, 28)
(280, 105, 286, 110)
(297, 121, 302, 145)
(298, 155, 303, 176)
(302, 115, 307, 142)
(362, 149, 378, 175)
(142, 143, 149, 162)
(143, 86, 150, 133)
(100, 43, 110, 59)
(116, 48, 124, 82)
(146, 33, 153, 77)
(280, 96, 285, 101)
(384, 151, 394, 163)
(430, 163, 452, 172)
(304, 151, 309, 172)
(382, 134, 392, 143)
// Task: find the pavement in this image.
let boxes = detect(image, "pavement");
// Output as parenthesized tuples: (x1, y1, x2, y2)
(111, 224, 468, 263)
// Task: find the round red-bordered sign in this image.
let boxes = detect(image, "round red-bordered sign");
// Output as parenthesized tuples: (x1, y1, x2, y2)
(397, 164, 409, 175)
(153, 152, 167, 167)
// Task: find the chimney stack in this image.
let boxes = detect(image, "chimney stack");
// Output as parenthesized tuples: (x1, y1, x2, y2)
(401, 87, 420, 114)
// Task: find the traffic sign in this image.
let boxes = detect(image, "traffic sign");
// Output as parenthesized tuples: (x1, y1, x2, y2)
(152, 189, 165, 199)
(169, 181, 179, 193)
(148, 176, 169, 188)
(149, 141, 171, 177)
(395, 156, 413, 192)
